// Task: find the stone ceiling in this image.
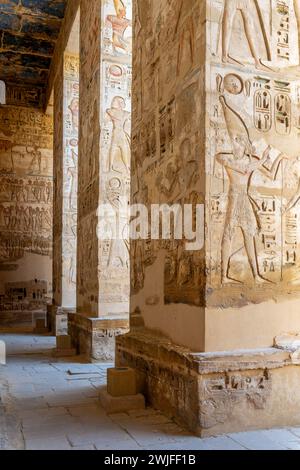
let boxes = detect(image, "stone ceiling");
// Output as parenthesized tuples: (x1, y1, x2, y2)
(0, 0, 67, 107)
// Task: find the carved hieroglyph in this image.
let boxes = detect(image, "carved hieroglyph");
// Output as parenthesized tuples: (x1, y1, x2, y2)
(77, 0, 131, 316)
(0, 105, 53, 312)
(131, 0, 300, 316)
(207, 0, 300, 308)
(130, 0, 206, 307)
(63, 54, 79, 308)
(53, 54, 79, 309)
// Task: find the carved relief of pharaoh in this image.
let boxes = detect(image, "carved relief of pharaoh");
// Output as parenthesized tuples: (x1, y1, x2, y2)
(106, 96, 131, 174)
(221, 0, 273, 71)
(217, 96, 287, 285)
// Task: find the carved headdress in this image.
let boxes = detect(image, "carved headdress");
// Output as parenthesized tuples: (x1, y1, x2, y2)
(219, 95, 251, 145)
(114, 0, 126, 15)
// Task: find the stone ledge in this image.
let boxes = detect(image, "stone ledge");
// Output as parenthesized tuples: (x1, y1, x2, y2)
(68, 312, 129, 362)
(116, 329, 300, 437)
(117, 329, 293, 375)
(68, 312, 129, 333)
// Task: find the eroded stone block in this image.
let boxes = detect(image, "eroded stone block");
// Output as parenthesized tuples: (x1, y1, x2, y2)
(56, 335, 72, 350)
(274, 334, 300, 352)
(107, 367, 137, 398)
(99, 387, 145, 414)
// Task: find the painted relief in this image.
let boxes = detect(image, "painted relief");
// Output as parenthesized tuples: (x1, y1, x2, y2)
(77, 0, 132, 315)
(0, 106, 53, 311)
(77, 0, 100, 314)
(99, 0, 132, 312)
(207, 0, 300, 308)
(62, 54, 79, 308)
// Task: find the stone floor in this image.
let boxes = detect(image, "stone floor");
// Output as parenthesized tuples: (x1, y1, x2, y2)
(1, 333, 300, 451)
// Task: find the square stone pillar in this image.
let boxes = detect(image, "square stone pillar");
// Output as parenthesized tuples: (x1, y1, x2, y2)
(72, 0, 131, 360)
(116, 0, 300, 436)
(52, 53, 79, 333)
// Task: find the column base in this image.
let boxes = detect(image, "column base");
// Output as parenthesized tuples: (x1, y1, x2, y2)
(68, 312, 129, 362)
(99, 387, 145, 414)
(116, 328, 300, 437)
(47, 305, 71, 336)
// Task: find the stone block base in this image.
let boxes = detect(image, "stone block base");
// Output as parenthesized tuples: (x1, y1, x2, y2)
(116, 329, 300, 437)
(107, 367, 137, 397)
(52, 348, 77, 358)
(68, 312, 129, 362)
(33, 327, 49, 335)
(33, 319, 49, 335)
(47, 305, 70, 336)
(99, 387, 145, 414)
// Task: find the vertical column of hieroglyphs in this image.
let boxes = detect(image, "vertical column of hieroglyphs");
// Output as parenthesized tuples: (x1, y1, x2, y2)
(206, 0, 300, 309)
(0, 105, 53, 315)
(77, 0, 101, 315)
(53, 61, 64, 308)
(98, 0, 132, 316)
(130, 0, 206, 313)
(77, 0, 132, 317)
(62, 54, 79, 308)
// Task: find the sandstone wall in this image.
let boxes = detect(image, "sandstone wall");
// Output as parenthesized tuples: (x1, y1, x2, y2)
(0, 105, 53, 320)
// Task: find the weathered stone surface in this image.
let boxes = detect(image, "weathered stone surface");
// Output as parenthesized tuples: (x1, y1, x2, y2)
(0, 105, 53, 327)
(68, 312, 129, 362)
(126, 0, 300, 356)
(56, 334, 72, 350)
(77, 0, 131, 319)
(107, 367, 137, 398)
(52, 52, 78, 310)
(290, 349, 300, 364)
(274, 333, 300, 352)
(116, 329, 300, 437)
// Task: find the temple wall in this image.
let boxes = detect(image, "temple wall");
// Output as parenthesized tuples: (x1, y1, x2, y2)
(0, 105, 53, 321)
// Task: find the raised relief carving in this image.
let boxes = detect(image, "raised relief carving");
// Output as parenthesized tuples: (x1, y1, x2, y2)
(221, 0, 272, 71)
(199, 370, 271, 430)
(0, 106, 53, 312)
(207, 0, 300, 308)
(105, 0, 132, 56)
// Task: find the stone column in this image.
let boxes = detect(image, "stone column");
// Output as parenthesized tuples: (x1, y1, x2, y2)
(116, 0, 300, 436)
(51, 53, 79, 336)
(69, 0, 131, 361)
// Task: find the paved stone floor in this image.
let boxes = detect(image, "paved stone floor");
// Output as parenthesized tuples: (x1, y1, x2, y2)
(1, 333, 300, 450)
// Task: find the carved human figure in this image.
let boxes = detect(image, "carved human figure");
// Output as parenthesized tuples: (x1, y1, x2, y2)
(106, 96, 131, 173)
(106, 0, 132, 54)
(285, 157, 300, 213)
(67, 149, 78, 210)
(68, 98, 79, 132)
(222, 0, 271, 71)
(217, 96, 271, 285)
(28, 146, 42, 174)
